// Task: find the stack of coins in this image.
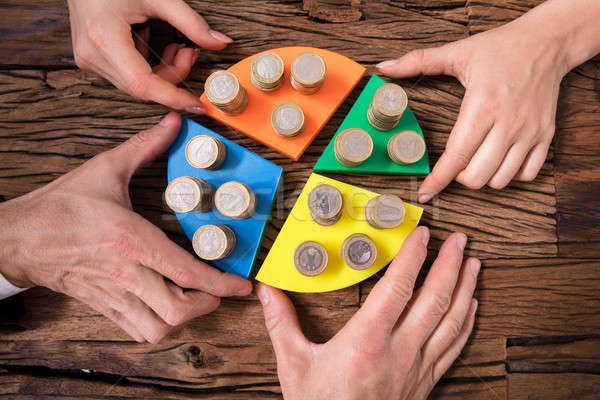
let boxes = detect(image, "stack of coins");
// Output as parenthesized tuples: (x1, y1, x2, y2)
(294, 241, 328, 276)
(334, 128, 373, 167)
(251, 52, 285, 91)
(192, 224, 236, 260)
(291, 52, 326, 95)
(364, 194, 405, 229)
(308, 184, 344, 226)
(341, 233, 378, 271)
(387, 131, 426, 165)
(205, 70, 248, 115)
(367, 83, 408, 131)
(164, 176, 214, 213)
(186, 135, 227, 170)
(271, 102, 305, 138)
(215, 181, 257, 219)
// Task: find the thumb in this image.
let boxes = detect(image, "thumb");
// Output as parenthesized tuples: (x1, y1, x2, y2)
(376, 44, 455, 78)
(257, 283, 310, 361)
(108, 112, 182, 181)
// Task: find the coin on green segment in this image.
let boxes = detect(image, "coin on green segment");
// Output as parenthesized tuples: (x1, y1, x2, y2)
(294, 241, 329, 276)
(387, 131, 426, 165)
(334, 128, 373, 167)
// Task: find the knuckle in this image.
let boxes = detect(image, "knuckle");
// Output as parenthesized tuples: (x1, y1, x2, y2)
(170, 268, 195, 289)
(163, 305, 187, 326)
(382, 275, 414, 304)
(446, 318, 464, 341)
(127, 74, 150, 100)
(445, 149, 470, 170)
(460, 173, 486, 190)
(106, 220, 140, 258)
(146, 326, 170, 344)
(429, 291, 452, 317)
(487, 178, 507, 190)
(73, 43, 93, 69)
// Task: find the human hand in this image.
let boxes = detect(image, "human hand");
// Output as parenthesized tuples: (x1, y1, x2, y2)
(377, 13, 568, 201)
(257, 227, 480, 400)
(0, 112, 252, 343)
(67, 0, 233, 114)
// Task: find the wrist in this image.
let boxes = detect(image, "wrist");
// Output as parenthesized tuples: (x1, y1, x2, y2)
(0, 198, 34, 288)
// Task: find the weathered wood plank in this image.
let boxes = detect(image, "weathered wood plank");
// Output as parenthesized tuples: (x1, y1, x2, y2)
(507, 373, 600, 400)
(466, 0, 543, 34)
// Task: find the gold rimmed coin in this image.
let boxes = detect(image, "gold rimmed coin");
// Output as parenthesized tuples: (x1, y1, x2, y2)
(251, 52, 285, 91)
(291, 52, 326, 95)
(387, 131, 426, 165)
(294, 241, 328, 276)
(164, 176, 214, 213)
(205, 70, 248, 115)
(185, 135, 227, 170)
(367, 83, 408, 131)
(364, 194, 405, 229)
(334, 128, 373, 167)
(307, 184, 343, 226)
(215, 181, 257, 219)
(341, 233, 378, 271)
(271, 102, 305, 138)
(192, 224, 236, 260)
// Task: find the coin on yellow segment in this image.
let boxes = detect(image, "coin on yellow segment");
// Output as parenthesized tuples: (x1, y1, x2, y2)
(364, 194, 406, 229)
(185, 135, 227, 170)
(215, 181, 257, 219)
(387, 131, 426, 165)
(308, 184, 344, 226)
(164, 176, 214, 213)
(192, 224, 236, 260)
(294, 241, 329, 276)
(341, 233, 378, 271)
(334, 128, 373, 167)
(205, 70, 248, 115)
(251, 52, 285, 91)
(271, 102, 305, 138)
(291, 52, 327, 94)
(367, 83, 408, 131)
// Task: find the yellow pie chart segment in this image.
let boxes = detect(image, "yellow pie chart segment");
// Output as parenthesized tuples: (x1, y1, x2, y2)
(256, 173, 423, 293)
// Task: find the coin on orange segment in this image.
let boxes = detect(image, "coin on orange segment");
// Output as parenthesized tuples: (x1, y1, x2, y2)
(364, 194, 405, 229)
(308, 183, 344, 226)
(387, 131, 426, 165)
(271, 102, 305, 138)
(215, 181, 257, 219)
(291, 52, 327, 94)
(294, 241, 329, 276)
(164, 176, 214, 213)
(185, 135, 226, 170)
(192, 224, 236, 260)
(251, 52, 285, 91)
(334, 128, 373, 167)
(205, 70, 248, 115)
(341, 233, 378, 271)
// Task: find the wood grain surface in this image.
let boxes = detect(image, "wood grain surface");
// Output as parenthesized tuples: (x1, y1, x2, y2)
(0, 0, 599, 399)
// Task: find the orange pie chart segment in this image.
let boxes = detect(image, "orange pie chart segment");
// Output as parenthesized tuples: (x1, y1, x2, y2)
(200, 47, 366, 160)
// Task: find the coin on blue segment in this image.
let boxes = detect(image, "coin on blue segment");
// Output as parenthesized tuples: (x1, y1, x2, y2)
(185, 135, 227, 170)
(341, 233, 378, 271)
(193, 224, 236, 260)
(364, 194, 405, 229)
(164, 176, 214, 213)
(215, 181, 257, 219)
(251, 52, 285, 91)
(294, 241, 329, 276)
(387, 130, 426, 165)
(334, 128, 373, 167)
(205, 70, 248, 115)
(291, 52, 327, 94)
(367, 83, 408, 131)
(271, 102, 305, 138)
(308, 184, 344, 226)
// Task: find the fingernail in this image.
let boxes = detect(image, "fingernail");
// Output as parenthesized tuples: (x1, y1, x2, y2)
(236, 283, 252, 296)
(159, 112, 178, 127)
(471, 299, 478, 315)
(420, 227, 430, 246)
(419, 193, 433, 203)
(376, 60, 397, 69)
(457, 233, 467, 251)
(470, 258, 481, 279)
(256, 284, 270, 306)
(185, 106, 205, 115)
(209, 29, 234, 43)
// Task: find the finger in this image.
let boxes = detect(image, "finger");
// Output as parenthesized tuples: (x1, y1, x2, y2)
(514, 141, 551, 182)
(350, 227, 429, 334)
(420, 258, 480, 366)
(114, 288, 173, 344)
(257, 283, 310, 360)
(133, 26, 151, 60)
(376, 44, 455, 78)
(131, 215, 253, 298)
(107, 112, 181, 181)
(418, 92, 494, 202)
(455, 124, 513, 190)
(160, 43, 185, 66)
(154, 46, 199, 84)
(395, 232, 467, 348)
(146, 0, 233, 50)
(487, 142, 532, 189)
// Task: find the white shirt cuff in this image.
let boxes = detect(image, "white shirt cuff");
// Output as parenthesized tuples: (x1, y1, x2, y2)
(0, 271, 27, 300)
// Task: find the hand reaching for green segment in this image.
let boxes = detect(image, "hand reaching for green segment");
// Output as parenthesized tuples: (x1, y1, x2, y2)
(0, 113, 252, 343)
(67, 0, 233, 114)
(258, 227, 480, 400)
(377, 0, 600, 202)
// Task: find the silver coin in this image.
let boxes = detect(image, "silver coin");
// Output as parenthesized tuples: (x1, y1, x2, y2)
(298, 245, 324, 272)
(311, 188, 337, 215)
(395, 134, 423, 159)
(209, 74, 236, 100)
(343, 131, 371, 159)
(168, 181, 197, 208)
(347, 240, 372, 265)
(377, 197, 404, 223)
(217, 185, 245, 213)
(274, 105, 302, 131)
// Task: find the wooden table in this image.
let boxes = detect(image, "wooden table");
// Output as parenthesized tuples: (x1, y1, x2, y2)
(1, 1, 599, 398)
